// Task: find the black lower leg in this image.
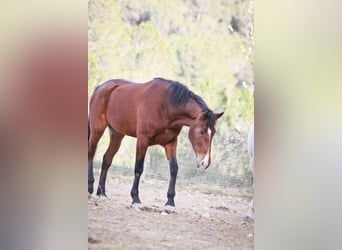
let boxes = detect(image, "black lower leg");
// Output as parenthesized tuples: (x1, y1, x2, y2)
(96, 169, 109, 197)
(130, 158, 144, 204)
(166, 157, 178, 206)
(88, 160, 95, 194)
(96, 156, 112, 197)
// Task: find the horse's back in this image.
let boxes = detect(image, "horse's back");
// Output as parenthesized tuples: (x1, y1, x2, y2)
(94, 78, 170, 137)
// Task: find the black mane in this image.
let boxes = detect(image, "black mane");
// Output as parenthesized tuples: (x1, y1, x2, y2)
(163, 79, 217, 128)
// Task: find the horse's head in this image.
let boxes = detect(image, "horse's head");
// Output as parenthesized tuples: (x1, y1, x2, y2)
(189, 111, 224, 169)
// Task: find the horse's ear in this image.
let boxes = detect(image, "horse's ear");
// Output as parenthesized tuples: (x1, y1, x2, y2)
(215, 112, 224, 120)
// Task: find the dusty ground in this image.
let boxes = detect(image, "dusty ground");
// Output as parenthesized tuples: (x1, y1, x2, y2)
(88, 176, 254, 250)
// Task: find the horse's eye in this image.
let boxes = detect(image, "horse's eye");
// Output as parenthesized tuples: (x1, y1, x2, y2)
(199, 130, 204, 135)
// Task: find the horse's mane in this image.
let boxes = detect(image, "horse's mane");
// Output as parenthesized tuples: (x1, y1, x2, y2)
(158, 78, 216, 128)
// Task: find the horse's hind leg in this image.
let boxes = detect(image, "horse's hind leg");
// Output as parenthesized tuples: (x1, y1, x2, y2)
(88, 118, 106, 195)
(130, 137, 149, 204)
(96, 128, 124, 197)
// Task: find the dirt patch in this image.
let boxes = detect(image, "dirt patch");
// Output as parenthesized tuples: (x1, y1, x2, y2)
(88, 176, 254, 249)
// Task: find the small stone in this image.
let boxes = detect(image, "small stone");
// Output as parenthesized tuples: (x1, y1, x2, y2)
(201, 213, 210, 218)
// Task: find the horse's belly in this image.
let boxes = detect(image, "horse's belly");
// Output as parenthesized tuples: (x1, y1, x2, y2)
(106, 107, 138, 137)
(106, 89, 139, 137)
(108, 117, 137, 137)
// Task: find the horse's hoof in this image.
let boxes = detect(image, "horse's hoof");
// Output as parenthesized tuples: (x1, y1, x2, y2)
(131, 202, 143, 208)
(243, 215, 254, 223)
(130, 203, 143, 211)
(97, 195, 109, 202)
(164, 205, 176, 213)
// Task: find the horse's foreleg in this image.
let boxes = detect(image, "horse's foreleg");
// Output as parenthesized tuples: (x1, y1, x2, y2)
(164, 139, 178, 208)
(97, 129, 124, 197)
(130, 137, 148, 204)
(88, 130, 104, 195)
(165, 157, 178, 207)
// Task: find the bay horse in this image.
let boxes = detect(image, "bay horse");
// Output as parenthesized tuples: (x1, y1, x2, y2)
(88, 77, 223, 208)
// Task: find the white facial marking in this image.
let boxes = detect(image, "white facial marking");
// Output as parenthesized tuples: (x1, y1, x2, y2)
(208, 128, 212, 140)
(199, 128, 212, 169)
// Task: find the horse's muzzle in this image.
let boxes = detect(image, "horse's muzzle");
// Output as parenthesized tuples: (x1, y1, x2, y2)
(197, 157, 210, 169)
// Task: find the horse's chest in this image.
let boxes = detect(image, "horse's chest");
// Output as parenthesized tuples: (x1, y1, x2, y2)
(153, 128, 179, 145)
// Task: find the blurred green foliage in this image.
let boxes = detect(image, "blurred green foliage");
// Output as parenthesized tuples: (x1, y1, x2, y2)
(89, 0, 254, 188)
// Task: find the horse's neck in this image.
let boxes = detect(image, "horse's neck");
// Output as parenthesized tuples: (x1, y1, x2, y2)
(169, 101, 201, 128)
(169, 116, 195, 128)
